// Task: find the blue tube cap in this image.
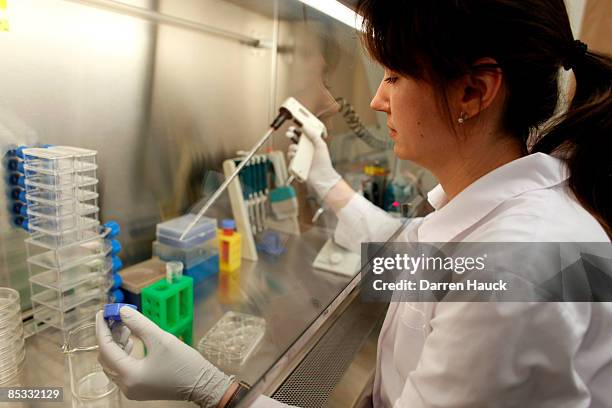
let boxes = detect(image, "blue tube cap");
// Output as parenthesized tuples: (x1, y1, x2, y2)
(104, 221, 121, 238)
(15, 146, 27, 159)
(109, 289, 125, 303)
(221, 219, 236, 230)
(110, 239, 122, 256)
(103, 303, 136, 321)
(112, 273, 123, 289)
(112, 256, 123, 272)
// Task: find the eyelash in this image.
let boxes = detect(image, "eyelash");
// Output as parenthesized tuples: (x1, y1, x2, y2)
(384, 76, 398, 84)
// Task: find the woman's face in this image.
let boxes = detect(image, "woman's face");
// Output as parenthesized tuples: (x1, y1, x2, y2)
(370, 69, 458, 168)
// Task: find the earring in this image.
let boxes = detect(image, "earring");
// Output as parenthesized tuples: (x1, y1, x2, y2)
(458, 112, 469, 125)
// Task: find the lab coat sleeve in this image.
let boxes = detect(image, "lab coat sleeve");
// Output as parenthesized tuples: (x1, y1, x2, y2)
(393, 302, 586, 408)
(334, 194, 404, 253)
(249, 394, 298, 408)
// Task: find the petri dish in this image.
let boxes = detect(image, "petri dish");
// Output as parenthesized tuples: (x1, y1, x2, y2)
(0, 318, 22, 340)
(0, 353, 25, 385)
(0, 288, 20, 314)
(0, 322, 23, 343)
(0, 345, 25, 372)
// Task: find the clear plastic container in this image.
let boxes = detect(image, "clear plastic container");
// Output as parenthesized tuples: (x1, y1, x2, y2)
(30, 279, 106, 312)
(24, 174, 98, 192)
(24, 167, 98, 189)
(26, 188, 98, 207)
(23, 146, 97, 173)
(63, 322, 117, 402)
(153, 239, 219, 269)
(29, 213, 99, 235)
(26, 231, 109, 269)
(25, 183, 98, 203)
(22, 147, 77, 172)
(33, 297, 103, 331)
(27, 201, 98, 218)
(26, 224, 102, 250)
(49, 146, 97, 169)
(156, 214, 217, 249)
(28, 256, 111, 291)
(197, 311, 265, 367)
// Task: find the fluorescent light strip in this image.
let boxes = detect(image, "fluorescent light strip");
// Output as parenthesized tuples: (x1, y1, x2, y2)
(297, 0, 363, 31)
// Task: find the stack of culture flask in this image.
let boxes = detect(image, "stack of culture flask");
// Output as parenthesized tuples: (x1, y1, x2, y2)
(23, 146, 111, 346)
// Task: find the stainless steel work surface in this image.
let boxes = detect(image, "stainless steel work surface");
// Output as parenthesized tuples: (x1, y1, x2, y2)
(18, 225, 358, 407)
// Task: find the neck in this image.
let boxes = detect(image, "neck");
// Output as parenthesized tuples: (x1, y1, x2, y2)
(434, 135, 525, 202)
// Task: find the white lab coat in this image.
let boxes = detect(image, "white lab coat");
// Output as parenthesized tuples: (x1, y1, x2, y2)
(252, 153, 612, 408)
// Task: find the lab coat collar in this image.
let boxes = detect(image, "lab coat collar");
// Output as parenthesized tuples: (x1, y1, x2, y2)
(420, 153, 569, 242)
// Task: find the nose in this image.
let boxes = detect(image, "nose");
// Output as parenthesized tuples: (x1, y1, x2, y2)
(370, 80, 390, 113)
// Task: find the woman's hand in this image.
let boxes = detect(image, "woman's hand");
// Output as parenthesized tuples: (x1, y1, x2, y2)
(287, 126, 341, 200)
(95, 307, 234, 408)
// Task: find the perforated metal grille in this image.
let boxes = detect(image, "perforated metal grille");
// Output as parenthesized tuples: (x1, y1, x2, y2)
(271, 302, 384, 408)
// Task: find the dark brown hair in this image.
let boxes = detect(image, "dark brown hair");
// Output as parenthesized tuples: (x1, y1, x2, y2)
(357, 0, 612, 237)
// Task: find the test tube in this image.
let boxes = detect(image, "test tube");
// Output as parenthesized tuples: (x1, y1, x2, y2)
(166, 261, 183, 284)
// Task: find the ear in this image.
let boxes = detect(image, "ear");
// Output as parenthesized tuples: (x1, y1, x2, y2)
(457, 57, 504, 120)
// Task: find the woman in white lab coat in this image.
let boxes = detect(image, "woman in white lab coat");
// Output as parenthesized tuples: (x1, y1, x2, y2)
(96, 0, 612, 407)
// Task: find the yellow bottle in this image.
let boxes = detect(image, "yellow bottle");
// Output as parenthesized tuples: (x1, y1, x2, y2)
(218, 219, 241, 272)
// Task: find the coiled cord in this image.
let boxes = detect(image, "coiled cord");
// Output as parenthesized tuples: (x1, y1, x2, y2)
(335, 97, 394, 150)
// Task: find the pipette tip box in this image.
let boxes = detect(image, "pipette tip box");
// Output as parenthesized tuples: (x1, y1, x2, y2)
(156, 214, 217, 249)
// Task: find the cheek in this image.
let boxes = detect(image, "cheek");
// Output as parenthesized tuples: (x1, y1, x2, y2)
(391, 86, 431, 137)
(390, 90, 450, 160)
(390, 98, 428, 145)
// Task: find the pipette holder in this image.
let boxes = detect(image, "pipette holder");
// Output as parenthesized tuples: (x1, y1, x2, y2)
(141, 275, 194, 345)
(22, 146, 109, 346)
(222, 151, 299, 262)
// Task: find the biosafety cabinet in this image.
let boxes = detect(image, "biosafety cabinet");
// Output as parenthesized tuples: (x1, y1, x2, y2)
(0, 0, 432, 406)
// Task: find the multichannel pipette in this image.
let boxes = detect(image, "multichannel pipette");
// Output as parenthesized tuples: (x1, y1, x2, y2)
(179, 97, 328, 241)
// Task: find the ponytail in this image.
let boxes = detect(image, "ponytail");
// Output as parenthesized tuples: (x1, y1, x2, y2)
(533, 48, 612, 238)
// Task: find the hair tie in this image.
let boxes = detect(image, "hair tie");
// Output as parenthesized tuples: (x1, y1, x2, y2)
(563, 40, 588, 71)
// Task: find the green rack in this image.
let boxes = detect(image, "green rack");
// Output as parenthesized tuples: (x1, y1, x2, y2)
(141, 275, 193, 345)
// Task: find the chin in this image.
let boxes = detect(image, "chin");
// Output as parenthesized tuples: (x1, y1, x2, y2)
(393, 144, 415, 161)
